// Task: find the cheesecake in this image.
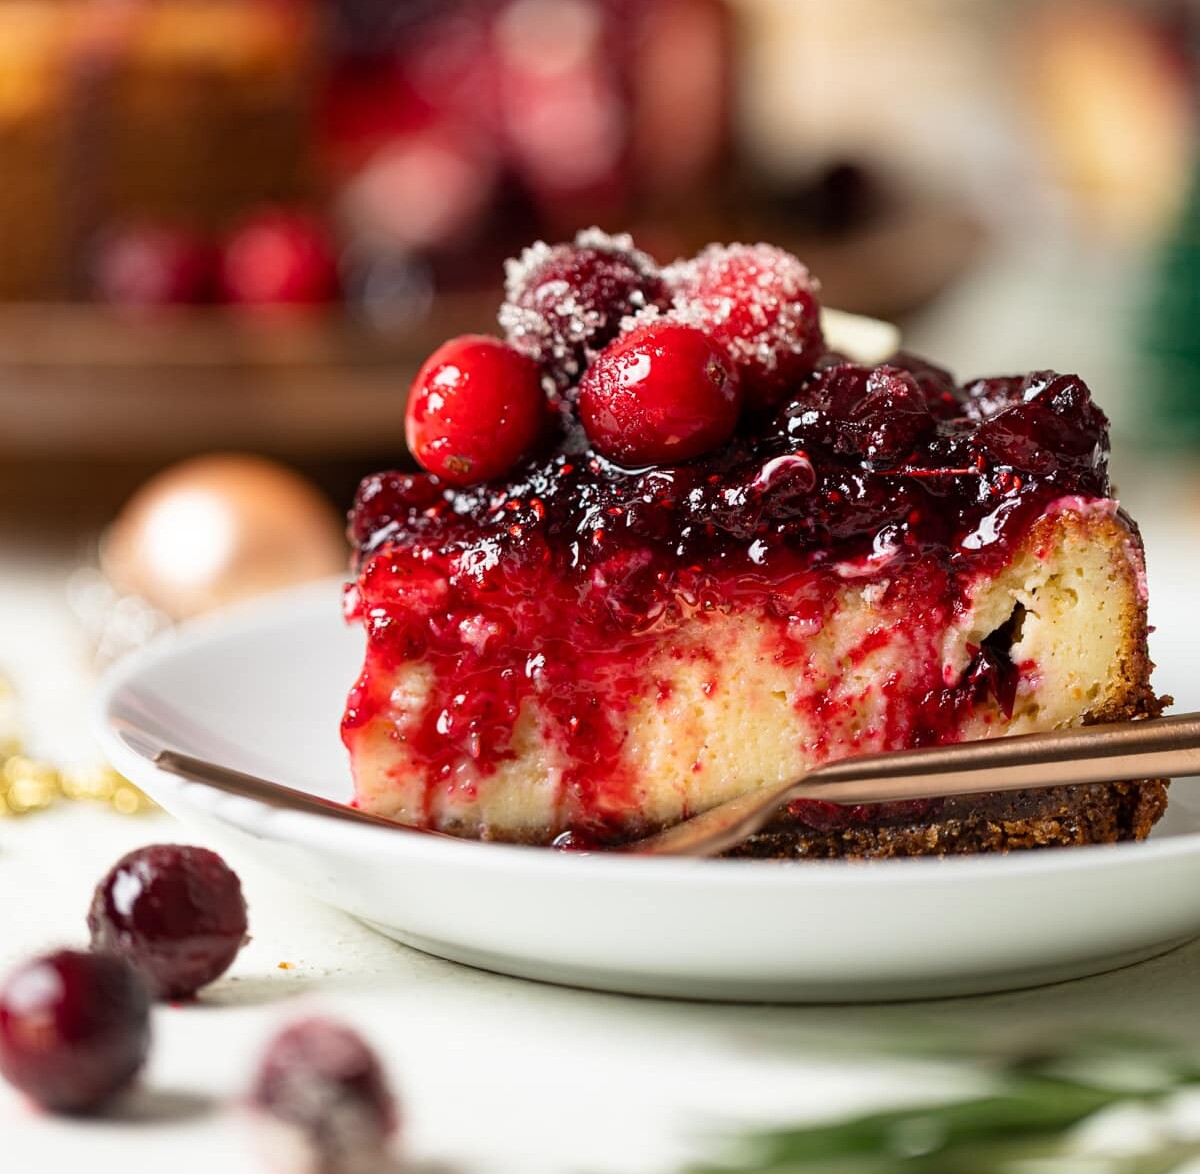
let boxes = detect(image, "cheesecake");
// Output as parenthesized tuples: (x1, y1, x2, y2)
(343, 231, 1166, 856)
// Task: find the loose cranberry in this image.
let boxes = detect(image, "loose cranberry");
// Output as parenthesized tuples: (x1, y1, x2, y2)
(406, 334, 547, 486)
(88, 844, 249, 1000)
(499, 228, 667, 387)
(0, 949, 150, 1113)
(667, 242, 824, 410)
(220, 210, 339, 306)
(578, 322, 742, 466)
(91, 224, 215, 307)
(251, 1018, 397, 1172)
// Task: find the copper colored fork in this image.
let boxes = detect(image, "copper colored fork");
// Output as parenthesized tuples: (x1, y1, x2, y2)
(121, 712, 1200, 858)
(628, 711, 1200, 856)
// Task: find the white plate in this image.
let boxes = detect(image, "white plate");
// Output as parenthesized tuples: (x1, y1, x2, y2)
(94, 578, 1200, 1003)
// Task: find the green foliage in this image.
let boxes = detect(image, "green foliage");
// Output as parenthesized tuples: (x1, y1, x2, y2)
(676, 1037, 1200, 1174)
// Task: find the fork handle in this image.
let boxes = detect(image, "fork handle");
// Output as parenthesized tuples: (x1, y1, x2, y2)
(797, 710, 1200, 800)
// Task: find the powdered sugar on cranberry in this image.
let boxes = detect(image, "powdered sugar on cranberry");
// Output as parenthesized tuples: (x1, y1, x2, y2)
(665, 242, 824, 410)
(498, 228, 665, 388)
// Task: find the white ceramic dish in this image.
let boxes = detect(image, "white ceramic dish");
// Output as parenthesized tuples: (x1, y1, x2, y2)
(94, 577, 1200, 1003)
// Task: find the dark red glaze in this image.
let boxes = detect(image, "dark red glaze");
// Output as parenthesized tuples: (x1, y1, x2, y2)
(406, 335, 548, 487)
(220, 210, 339, 305)
(0, 949, 150, 1113)
(91, 224, 215, 307)
(578, 322, 742, 465)
(668, 242, 823, 410)
(88, 844, 249, 1000)
(251, 1018, 397, 1171)
(347, 354, 1111, 841)
(499, 231, 667, 387)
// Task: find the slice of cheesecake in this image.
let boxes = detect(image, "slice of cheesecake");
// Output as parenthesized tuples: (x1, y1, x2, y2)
(342, 233, 1165, 856)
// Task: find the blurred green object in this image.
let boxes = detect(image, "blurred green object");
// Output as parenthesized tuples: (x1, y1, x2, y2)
(1141, 160, 1200, 446)
(678, 1034, 1200, 1173)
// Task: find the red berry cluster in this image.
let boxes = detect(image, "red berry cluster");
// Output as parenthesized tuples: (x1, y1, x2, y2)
(92, 210, 339, 309)
(405, 231, 825, 483)
(0, 844, 397, 1168)
(0, 844, 247, 1113)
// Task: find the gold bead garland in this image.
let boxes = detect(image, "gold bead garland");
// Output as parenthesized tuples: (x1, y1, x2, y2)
(0, 678, 156, 818)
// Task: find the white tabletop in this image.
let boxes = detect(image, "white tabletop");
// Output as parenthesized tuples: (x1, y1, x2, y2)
(4, 497, 1200, 1173)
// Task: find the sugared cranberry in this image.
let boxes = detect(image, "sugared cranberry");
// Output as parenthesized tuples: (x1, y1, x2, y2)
(88, 844, 249, 1000)
(578, 322, 742, 466)
(251, 1018, 397, 1172)
(91, 224, 215, 307)
(499, 228, 667, 387)
(666, 242, 823, 410)
(220, 211, 339, 306)
(406, 334, 547, 486)
(0, 949, 150, 1113)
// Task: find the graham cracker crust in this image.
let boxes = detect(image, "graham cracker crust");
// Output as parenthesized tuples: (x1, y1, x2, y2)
(722, 778, 1169, 859)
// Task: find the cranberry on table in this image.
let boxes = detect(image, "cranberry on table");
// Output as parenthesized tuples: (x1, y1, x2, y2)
(251, 1018, 397, 1172)
(220, 210, 340, 306)
(88, 844, 249, 1000)
(0, 949, 150, 1114)
(578, 321, 742, 466)
(667, 242, 824, 410)
(91, 224, 215, 307)
(406, 334, 547, 486)
(499, 229, 667, 387)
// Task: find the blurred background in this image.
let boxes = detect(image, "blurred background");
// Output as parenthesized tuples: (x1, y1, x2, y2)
(0, 0, 1197, 640)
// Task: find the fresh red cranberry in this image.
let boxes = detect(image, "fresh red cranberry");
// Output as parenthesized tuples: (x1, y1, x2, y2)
(667, 242, 823, 410)
(578, 322, 742, 466)
(406, 334, 547, 486)
(499, 228, 667, 387)
(0, 949, 150, 1113)
(91, 224, 215, 307)
(88, 844, 248, 1000)
(220, 210, 339, 306)
(251, 1018, 397, 1171)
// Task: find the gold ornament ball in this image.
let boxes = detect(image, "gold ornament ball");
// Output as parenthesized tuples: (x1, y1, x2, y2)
(102, 454, 346, 620)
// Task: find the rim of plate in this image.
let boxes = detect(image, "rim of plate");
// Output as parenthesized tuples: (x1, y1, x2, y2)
(92, 576, 1200, 891)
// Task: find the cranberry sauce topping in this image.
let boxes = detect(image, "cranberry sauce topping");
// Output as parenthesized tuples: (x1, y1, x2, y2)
(346, 356, 1111, 840)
